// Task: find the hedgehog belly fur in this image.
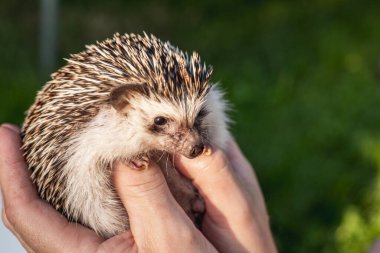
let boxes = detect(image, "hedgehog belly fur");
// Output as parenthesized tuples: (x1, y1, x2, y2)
(62, 108, 134, 238)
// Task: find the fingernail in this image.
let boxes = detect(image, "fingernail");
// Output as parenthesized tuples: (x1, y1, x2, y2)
(202, 145, 212, 156)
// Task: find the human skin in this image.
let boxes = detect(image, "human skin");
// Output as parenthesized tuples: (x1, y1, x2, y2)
(0, 123, 277, 253)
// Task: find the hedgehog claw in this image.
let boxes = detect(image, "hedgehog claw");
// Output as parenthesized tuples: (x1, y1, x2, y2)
(128, 155, 149, 170)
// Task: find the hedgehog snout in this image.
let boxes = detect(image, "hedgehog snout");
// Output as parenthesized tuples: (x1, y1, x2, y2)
(172, 129, 203, 159)
(188, 143, 204, 159)
(181, 134, 204, 159)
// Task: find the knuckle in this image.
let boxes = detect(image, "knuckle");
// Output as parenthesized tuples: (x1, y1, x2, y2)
(3, 199, 26, 227)
(3, 204, 17, 225)
(1, 208, 11, 230)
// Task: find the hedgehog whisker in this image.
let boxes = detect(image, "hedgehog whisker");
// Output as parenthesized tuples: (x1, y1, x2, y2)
(156, 151, 166, 163)
(171, 153, 175, 171)
(165, 153, 170, 176)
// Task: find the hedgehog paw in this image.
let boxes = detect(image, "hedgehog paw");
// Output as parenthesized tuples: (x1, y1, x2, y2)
(128, 155, 149, 170)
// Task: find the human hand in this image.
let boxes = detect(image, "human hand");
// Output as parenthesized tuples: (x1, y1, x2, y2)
(0, 123, 276, 252)
(174, 139, 277, 253)
(0, 124, 216, 253)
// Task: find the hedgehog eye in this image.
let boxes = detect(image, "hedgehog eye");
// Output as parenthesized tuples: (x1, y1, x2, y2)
(154, 116, 168, 126)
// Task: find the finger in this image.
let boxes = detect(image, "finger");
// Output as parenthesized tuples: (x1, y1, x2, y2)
(225, 138, 258, 186)
(226, 139, 267, 213)
(113, 161, 194, 242)
(174, 147, 259, 249)
(113, 161, 217, 253)
(0, 126, 103, 253)
(0, 125, 38, 206)
(175, 143, 276, 253)
(1, 123, 20, 133)
(225, 139, 268, 215)
(2, 209, 36, 253)
(174, 145, 263, 228)
(174, 146, 242, 204)
(175, 141, 266, 216)
(97, 231, 136, 253)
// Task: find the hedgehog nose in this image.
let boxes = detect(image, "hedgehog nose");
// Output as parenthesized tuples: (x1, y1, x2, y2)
(189, 143, 204, 159)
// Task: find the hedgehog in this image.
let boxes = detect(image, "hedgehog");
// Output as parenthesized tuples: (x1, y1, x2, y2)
(21, 33, 230, 239)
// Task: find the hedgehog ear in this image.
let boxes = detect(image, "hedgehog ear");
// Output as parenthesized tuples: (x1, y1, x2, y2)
(110, 84, 149, 111)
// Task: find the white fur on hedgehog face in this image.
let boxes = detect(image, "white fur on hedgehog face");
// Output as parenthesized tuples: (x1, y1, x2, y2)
(62, 84, 229, 237)
(120, 93, 207, 159)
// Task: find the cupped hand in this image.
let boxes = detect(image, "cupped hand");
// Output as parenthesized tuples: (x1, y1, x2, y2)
(0, 123, 276, 253)
(0, 124, 216, 253)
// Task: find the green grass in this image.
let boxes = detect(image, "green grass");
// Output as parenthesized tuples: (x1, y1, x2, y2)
(1, 0, 380, 252)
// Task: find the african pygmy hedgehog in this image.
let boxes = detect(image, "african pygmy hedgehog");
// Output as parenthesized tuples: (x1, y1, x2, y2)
(21, 33, 230, 238)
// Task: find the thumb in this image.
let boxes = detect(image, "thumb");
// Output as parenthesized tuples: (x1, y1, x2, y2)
(112, 160, 190, 235)
(174, 147, 237, 199)
(113, 160, 169, 203)
(174, 146, 252, 226)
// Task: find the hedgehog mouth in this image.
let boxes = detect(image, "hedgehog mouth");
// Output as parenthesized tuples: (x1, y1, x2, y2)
(175, 144, 203, 159)
(152, 143, 205, 160)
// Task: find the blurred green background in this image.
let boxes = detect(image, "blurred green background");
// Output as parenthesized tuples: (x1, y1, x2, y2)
(1, 0, 380, 252)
